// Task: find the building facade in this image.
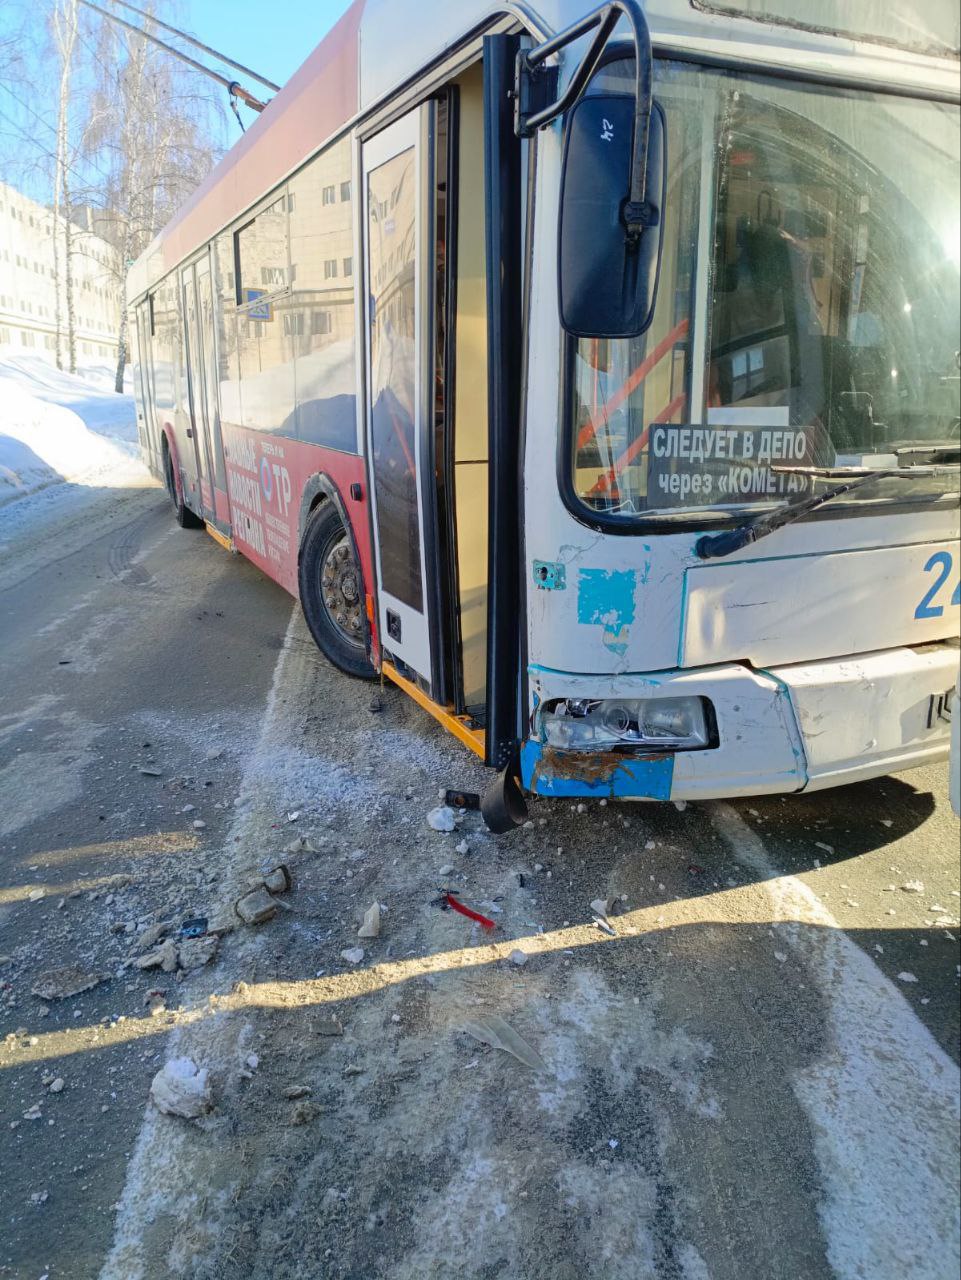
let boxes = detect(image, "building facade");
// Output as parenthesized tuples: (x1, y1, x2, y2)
(0, 180, 122, 360)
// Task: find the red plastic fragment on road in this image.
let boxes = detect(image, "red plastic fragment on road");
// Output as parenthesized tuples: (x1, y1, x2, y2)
(446, 893, 496, 931)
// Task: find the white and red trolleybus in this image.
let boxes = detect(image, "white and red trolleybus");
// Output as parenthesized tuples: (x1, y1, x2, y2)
(128, 0, 961, 828)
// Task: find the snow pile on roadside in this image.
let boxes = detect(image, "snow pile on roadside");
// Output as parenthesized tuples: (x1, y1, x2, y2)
(0, 348, 145, 506)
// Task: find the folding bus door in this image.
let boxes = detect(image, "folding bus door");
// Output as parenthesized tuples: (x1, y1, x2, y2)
(362, 106, 440, 690)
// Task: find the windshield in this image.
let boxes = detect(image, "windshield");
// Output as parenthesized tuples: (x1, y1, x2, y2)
(690, 0, 960, 60)
(569, 61, 961, 520)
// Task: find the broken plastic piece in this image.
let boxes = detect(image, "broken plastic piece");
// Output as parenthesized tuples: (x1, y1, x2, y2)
(446, 893, 496, 931)
(179, 917, 208, 939)
(463, 1015, 548, 1073)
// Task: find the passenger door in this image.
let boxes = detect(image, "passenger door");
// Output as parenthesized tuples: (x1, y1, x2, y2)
(362, 108, 436, 686)
(180, 259, 217, 521)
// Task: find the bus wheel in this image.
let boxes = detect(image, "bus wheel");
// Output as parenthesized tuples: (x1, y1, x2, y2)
(162, 440, 203, 529)
(299, 502, 376, 680)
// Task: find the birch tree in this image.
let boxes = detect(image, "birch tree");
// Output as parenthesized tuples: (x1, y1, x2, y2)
(53, 0, 80, 373)
(84, 7, 223, 390)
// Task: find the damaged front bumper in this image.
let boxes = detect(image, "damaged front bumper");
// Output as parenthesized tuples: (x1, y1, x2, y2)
(521, 644, 957, 801)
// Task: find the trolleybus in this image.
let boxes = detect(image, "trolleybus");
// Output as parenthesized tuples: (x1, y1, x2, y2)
(128, 0, 961, 827)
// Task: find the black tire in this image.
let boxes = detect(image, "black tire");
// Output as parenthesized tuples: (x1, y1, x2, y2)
(163, 440, 203, 529)
(299, 501, 376, 680)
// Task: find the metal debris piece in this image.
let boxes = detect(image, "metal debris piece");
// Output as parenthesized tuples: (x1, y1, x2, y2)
(31, 967, 102, 1000)
(445, 789, 480, 811)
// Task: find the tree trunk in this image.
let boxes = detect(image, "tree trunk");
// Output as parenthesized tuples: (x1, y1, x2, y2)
(114, 305, 128, 393)
(54, 0, 79, 374)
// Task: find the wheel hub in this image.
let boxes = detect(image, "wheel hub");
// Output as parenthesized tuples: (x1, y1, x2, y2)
(321, 537, 364, 647)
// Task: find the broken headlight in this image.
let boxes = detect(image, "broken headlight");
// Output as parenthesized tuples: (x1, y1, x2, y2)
(539, 696, 713, 751)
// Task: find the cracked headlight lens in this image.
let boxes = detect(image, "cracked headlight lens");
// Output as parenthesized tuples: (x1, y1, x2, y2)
(541, 696, 711, 751)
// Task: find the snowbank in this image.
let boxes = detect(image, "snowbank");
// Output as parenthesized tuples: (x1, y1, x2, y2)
(0, 348, 144, 507)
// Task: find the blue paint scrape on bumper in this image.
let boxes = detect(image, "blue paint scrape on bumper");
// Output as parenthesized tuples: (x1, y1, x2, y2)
(520, 740, 675, 800)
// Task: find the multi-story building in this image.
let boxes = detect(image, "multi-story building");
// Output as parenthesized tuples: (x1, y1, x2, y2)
(0, 179, 122, 361)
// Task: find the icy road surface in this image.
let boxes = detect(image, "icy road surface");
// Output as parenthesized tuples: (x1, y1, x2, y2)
(0, 483, 958, 1280)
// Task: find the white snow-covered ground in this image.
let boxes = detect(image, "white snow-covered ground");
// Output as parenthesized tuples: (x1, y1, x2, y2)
(0, 348, 147, 508)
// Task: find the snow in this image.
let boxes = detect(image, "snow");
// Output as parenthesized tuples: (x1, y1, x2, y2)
(0, 347, 144, 507)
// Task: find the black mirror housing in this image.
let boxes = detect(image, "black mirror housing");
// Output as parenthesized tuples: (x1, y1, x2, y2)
(558, 94, 666, 339)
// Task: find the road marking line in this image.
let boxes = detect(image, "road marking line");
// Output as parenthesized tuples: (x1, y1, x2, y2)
(710, 801, 961, 1280)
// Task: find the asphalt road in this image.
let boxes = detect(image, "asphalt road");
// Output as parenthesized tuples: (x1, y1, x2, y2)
(0, 480, 294, 1278)
(0, 480, 958, 1280)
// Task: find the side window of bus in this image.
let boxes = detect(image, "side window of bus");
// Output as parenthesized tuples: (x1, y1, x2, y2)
(287, 136, 358, 454)
(234, 192, 295, 433)
(214, 233, 241, 429)
(150, 276, 180, 416)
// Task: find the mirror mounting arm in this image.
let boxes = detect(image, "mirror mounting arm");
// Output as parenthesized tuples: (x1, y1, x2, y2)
(515, 0, 654, 226)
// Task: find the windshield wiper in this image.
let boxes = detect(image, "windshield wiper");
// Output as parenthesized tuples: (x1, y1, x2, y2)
(694, 464, 959, 561)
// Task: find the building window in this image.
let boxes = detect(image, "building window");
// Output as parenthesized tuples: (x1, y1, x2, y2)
(343, 257, 353, 277)
(340, 180, 352, 202)
(322, 185, 336, 206)
(323, 259, 337, 280)
(310, 311, 332, 336)
(283, 311, 304, 336)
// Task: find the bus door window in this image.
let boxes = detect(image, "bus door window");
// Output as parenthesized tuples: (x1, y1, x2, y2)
(569, 58, 702, 515)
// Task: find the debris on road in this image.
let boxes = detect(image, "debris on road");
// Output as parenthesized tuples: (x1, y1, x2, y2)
(357, 903, 381, 939)
(427, 805, 457, 832)
(901, 880, 925, 893)
(445, 892, 496, 931)
(31, 967, 102, 1000)
(138, 767, 163, 777)
(463, 1015, 548, 1073)
(285, 836, 318, 855)
(263, 865, 292, 894)
(150, 1057, 213, 1119)
(284, 1084, 312, 1100)
(445, 789, 480, 810)
(178, 917, 208, 940)
(137, 920, 173, 950)
(897, 971, 919, 984)
(508, 949, 528, 967)
(178, 936, 219, 971)
(135, 939, 178, 973)
(235, 887, 278, 926)
(590, 896, 621, 936)
(340, 947, 365, 965)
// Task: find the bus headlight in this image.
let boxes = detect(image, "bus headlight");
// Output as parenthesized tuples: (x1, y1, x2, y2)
(540, 696, 713, 751)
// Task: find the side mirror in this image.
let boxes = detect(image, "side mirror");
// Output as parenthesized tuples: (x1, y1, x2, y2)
(558, 94, 666, 339)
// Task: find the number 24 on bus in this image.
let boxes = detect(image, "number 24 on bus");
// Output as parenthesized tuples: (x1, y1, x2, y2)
(129, 0, 961, 828)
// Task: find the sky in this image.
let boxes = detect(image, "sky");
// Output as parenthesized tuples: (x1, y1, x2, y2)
(0, 0, 356, 199)
(164, 0, 355, 93)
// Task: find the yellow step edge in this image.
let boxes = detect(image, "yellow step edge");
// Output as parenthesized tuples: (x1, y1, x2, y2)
(381, 661, 486, 760)
(205, 522, 235, 553)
